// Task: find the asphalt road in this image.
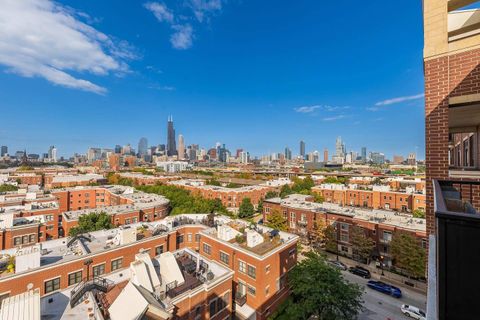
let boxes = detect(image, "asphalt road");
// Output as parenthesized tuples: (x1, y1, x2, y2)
(340, 271, 427, 320)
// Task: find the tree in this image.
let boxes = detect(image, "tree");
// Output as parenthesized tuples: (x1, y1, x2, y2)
(283, 252, 364, 320)
(350, 226, 375, 263)
(279, 185, 293, 198)
(69, 212, 114, 236)
(257, 198, 264, 213)
(390, 232, 426, 278)
(266, 209, 287, 231)
(324, 224, 338, 254)
(311, 218, 327, 248)
(265, 191, 279, 199)
(238, 198, 255, 219)
(412, 209, 426, 219)
(0, 184, 19, 192)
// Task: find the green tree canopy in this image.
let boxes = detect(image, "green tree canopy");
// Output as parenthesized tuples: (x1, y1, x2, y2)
(69, 212, 114, 236)
(0, 184, 19, 192)
(324, 224, 338, 254)
(412, 209, 425, 219)
(350, 226, 375, 263)
(265, 191, 279, 199)
(266, 209, 287, 231)
(281, 252, 364, 320)
(238, 198, 255, 219)
(390, 232, 426, 278)
(137, 184, 230, 216)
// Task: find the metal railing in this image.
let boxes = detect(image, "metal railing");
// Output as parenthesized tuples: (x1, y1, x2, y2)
(433, 179, 480, 320)
(70, 277, 112, 308)
(234, 291, 247, 307)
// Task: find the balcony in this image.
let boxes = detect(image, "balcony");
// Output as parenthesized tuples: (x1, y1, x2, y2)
(234, 291, 247, 307)
(431, 179, 480, 320)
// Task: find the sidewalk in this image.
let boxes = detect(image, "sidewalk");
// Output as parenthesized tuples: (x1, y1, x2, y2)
(323, 252, 427, 294)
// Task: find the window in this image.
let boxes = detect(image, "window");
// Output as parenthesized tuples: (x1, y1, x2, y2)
(177, 235, 184, 246)
(45, 215, 54, 221)
(45, 277, 60, 294)
(111, 258, 123, 271)
(155, 245, 164, 256)
(289, 248, 296, 257)
(13, 237, 21, 246)
(265, 265, 271, 274)
(340, 223, 349, 231)
(46, 225, 54, 230)
(247, 265, 256, 279)
(203, 243, 211, 255)
(125, 218, 131, 224)
(195, 234, 200, 242)
(340, 233, 349, 243)
(68, 271, 82, 286)
(239, 260, 247, 273)
(220, 251, 229, 265)
(248, 285, 256, 296)
(92, 264, 105, 277)
(383, 231, 392, 242)
(265, 285, 270, 296)
(209, 300, 217, 317)
(29, 234, 35, 243)
(132, 217, 138, 223)
(187, 233, 192, 242)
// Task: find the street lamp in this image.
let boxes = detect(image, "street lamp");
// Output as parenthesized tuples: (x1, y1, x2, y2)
(335, 225, 339, 261)
(380, 255, 385, 276)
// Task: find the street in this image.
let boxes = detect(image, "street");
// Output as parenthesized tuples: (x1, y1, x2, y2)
(341, 271, 427, 320)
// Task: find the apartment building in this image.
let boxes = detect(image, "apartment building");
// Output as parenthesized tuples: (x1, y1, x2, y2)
(118, 172, 181, 186)
(423, 1, 480, 318)
(263, 194, 427, 267)
(0, 214, 298, 320)
(169, 179, 274, 208)
(43, 173, 106, 189)
(0, 186, 170, 250)
(312, 184, 426, 212)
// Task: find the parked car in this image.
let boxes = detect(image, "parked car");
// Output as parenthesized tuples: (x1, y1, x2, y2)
(348, 266, 371, 279)
(367, 280, 402, 298)
(400, 304, 426, 319)
(328, 260, 347, 271)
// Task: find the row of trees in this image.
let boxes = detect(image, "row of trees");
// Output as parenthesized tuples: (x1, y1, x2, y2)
(69, 212, 114, 236)
(278, 177, 324, 203)
(0, 184, 19, 192)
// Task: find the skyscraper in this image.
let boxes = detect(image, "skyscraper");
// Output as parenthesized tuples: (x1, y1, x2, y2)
(1, 146, 7, 157)
(323, 148, 328, 162)
(361, 147, 367, 162)
(284, 147, 292, 160)
(48, 146, 57, 162)
(177, 134, 185, 160)
(167, 116, 177, 157)
(300, 140, 305, 158)
(138, 137, 148, 157)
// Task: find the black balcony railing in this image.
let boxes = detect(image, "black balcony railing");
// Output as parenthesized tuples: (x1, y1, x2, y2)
(433, 179, 480, 320)
(70, 276, 112, 308)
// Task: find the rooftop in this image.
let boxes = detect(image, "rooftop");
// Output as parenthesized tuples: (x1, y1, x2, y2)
(267, 194, 426, 233)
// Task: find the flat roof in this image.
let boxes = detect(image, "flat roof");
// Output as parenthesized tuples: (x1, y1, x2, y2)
(0, 289, 40, 320)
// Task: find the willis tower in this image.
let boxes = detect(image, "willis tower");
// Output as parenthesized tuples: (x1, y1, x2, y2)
(167, 116, 177, 156)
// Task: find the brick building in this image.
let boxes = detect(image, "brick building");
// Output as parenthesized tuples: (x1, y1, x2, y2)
(0, 214, 298, 320)
(0, 186, 170, 250)
(263, 194, 427, 267)
(312, 184, 426, 212)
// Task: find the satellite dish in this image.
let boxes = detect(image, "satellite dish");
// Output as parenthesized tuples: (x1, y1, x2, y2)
(27, 283, 33, 290)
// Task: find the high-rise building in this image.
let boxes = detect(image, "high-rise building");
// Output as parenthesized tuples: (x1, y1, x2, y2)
(284, 147, 292, 160)
(167, 116, 177, 157)
(177, 134, 185, 160)
(48, 146, 57, 162)
(369, 152, 385, 165)
(323, 148, 328, 162)
(299, 140, 305, 158)
(114, 145, 122, 154)
(239, 151, 249, 164)
(87, 147, 101, 162)
(0, 146, 7, 157)
(361, 147, 367, 162)
(393, 155, 404, 165)
(407, 152, 416, 165)
(138, 137, 148, 157)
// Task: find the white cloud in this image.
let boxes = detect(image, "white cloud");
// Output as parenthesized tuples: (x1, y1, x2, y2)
(0, 0, 134, 94)
(170, 24, 194, 49)
(144, 2, 174, 23)
(294, 105, 320, 113)
(148, 83, 175, 91)
(375, 93, 424, 106)
(323, 115, 346, 121)
(188, 0, 223, 22)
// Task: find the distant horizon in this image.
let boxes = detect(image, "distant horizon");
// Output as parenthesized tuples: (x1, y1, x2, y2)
(0, 1, 425, 159)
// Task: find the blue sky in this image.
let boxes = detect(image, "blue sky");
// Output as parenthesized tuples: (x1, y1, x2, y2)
(0, 0, 425, 159)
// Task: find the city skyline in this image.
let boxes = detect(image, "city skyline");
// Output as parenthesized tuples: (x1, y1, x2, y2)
(0, 1, 425, 158)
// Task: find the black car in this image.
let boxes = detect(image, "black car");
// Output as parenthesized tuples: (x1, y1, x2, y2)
(348, 266, 371, 279)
